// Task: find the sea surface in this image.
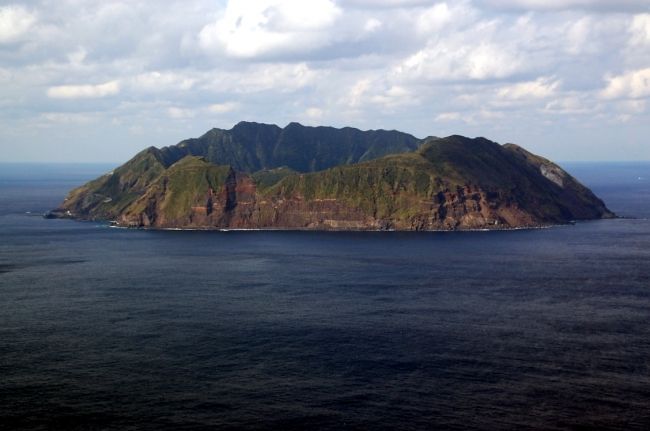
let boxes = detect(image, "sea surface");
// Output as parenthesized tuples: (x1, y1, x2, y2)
(1, 162, 649, 430)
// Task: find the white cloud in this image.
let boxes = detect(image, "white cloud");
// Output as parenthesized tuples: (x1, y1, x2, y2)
(363, 18, 383, 33)
(476, 109, 505, 120)
(397, 39, 523, 81)
(1, 0, 649, 162)
(344, 79, 372, 107)
(394, 9, 535, 82)
(370, 85, 415, 107)
(47, 80, 120, 99)
(566, 17, 592, 54)
(478, 0, 650, 12)
(617, 99, 646, 114)
(600, 68, 650, 99)
(0, 5, 35, 43)
(342, 0, 435, 7)
(305, 107, 324, 119)
(338, 75, 417, 113)
(218, 63, 322, 93)
(434, 109, 505, 125)
(131, 72, 195, 93)
(416, 3, 454, 33)
(207, 102, 239, 114)
(629, 14, 650, 46)
(497, 77, 559, 100)
(435, 112, 462, 122)
(67, 47, 87, 66)
(544, 95, 595, 114)
(167, 107, 195, 119)
(41, 112, 97, 124)
(198, 0, 341, 58)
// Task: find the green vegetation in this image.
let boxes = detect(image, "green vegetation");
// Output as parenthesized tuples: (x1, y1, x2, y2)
(153, 121, 420, 172)
(265, 153, 438, 219)
(251, 166, 296, 190)
(124, 157, 232, 222)
(51, 123, 614, 229)
(59, 147, 166, 220)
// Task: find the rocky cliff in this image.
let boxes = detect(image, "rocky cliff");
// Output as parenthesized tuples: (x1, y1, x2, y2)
(49, 123, 614, 230)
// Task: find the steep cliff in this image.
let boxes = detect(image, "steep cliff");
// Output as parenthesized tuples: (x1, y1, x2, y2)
(49, 124, 614, 230)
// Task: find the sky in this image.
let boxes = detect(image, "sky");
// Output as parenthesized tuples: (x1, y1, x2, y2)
(1, 0, 649, 163)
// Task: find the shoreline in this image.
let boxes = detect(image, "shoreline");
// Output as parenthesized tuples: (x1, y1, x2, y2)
(45, 213, 627, 234)
(104, 222, 561, 233)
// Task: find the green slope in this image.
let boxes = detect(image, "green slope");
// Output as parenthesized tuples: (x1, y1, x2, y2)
(121, 156, 233, 226)
(56, 147, 166, 220)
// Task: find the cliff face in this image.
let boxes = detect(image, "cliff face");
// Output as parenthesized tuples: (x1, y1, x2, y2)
(117, 168, 536, 230)
(49, 124, 615, 231)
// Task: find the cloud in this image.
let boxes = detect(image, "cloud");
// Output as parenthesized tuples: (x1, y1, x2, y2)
(0, 5, 36, 43)
(344, 79, 372, 108)
(497, 77, 559, 100)
(1, 0, 649, 162)
(617, 99, 646, 114)
(629, 14, 650, 46)
(206, 63, 323, 94)
(565, 17, 592, 54)
(363, 18, 383, 33)
(47, 81, 120, 99)
(369, 85, 415, 107)
(198, 0, 341, 59)
(67, 47, 87, 66)
(167, 107, 195, 119)
(207, 102, 239, 114)
(131, 72, 194, 93)
(393, 6, 536, 82)
(600, 68, 650, 99)
(41, 112, 98, 124)
(477, 0, 650, 12)
(305, 107, 324, 119)
(341, 0, 434, 8)
(544, 95, 595, 114)
(397, 39, 524, 81)
(0, 67, 10, 82)
(416, 3, 461, 34)
(435, 112, 462, 122)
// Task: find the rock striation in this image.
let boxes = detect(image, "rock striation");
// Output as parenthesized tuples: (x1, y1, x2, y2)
(48, 122, 615, 230)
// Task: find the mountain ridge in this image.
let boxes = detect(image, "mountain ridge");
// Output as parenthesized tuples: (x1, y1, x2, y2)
(48, 122, 615, 230)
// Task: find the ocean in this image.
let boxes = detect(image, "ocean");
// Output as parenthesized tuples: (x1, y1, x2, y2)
(1, 162, 649, 430)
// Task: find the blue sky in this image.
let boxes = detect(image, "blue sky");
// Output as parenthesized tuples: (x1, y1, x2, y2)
(1, 0, 649, 162)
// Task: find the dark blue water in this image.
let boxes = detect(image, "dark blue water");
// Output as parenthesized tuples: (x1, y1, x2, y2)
(1, 162, 650, 430)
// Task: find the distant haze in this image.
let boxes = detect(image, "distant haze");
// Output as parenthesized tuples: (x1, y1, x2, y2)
(0, 0, 648, 162)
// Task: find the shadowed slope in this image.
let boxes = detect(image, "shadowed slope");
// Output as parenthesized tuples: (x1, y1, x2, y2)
(153, 121, 420, 172)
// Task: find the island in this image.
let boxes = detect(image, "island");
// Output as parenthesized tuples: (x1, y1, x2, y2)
(47, 121, 615, 230)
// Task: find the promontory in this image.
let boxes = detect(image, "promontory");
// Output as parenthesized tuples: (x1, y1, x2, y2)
(48, 121, 614, 230)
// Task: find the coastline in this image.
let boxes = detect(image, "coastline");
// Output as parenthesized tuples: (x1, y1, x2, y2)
(102, 221, 562, 233)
